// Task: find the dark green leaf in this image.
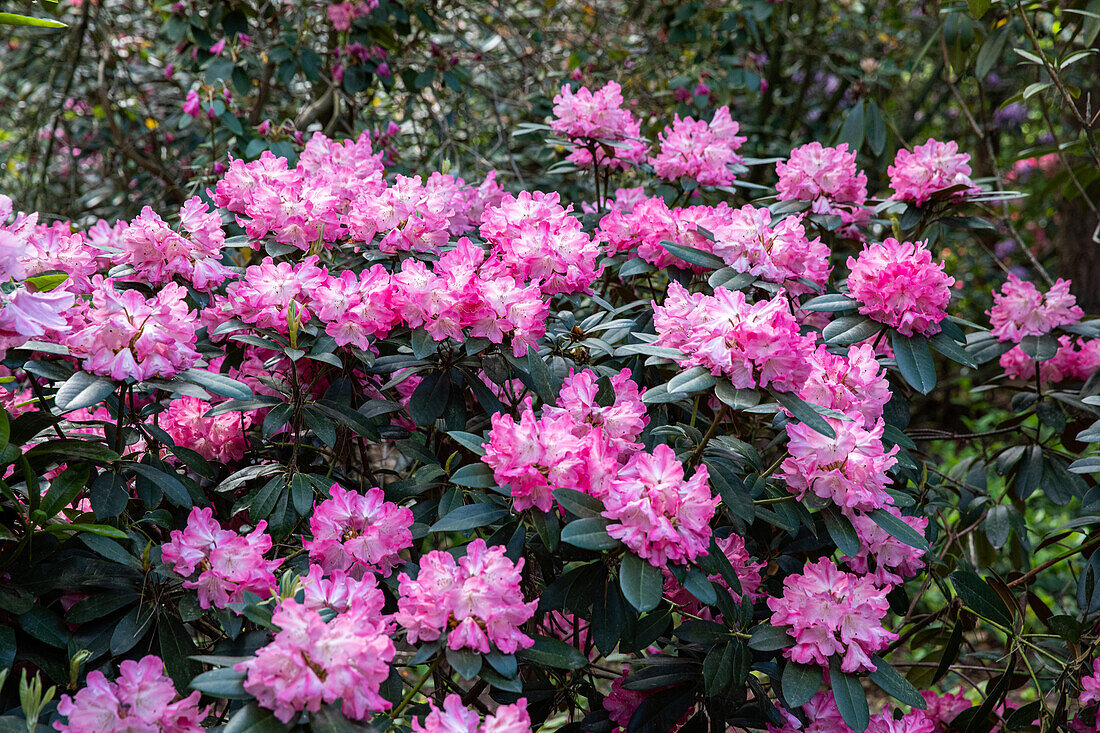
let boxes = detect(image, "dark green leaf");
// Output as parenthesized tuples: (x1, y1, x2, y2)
(561, 517, 622, 550)
(769, 389, 835, 439)
(892, 332, 936, 394)
(951, 569, 1013, 627)
(224, 702, 293, 732)
(659, 241, 726, 270)
(517, 635, 587, 670)
(54, 372, 115, 412)
(430, 503, 508, 532)
(620, 553, 663, 613)
(868, 655, 925, 708)
(180, 369, 253, 400)
(830, 658, 869, 732)
(747, 624, 794, 651)
(782, 662, 822, 708)
(822, 506, 861, 558)
(822, 315, 881, 345)
(868, 509, 929, 552)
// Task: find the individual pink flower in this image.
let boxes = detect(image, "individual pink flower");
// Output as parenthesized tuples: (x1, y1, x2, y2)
(221, 256, 327, 334)
(298, 564, 386, 615)
(183, 90, 202, 118)
(914, 689, 973, 732)
(604, 669, 649, 731)
(602, 444, 718, 567)
(888, 139, 980, 205)
(237, 597, 395, 723)
(0, 287, 74, 358)
(767, 557, 898, 673)
(766, 691, 849, 733)
(797, 344, 891, 428)
(847, 509, 928, 586)
(395, 538, 537, 654)
(649, 106, 746, 186)
(308, 265, 400, 348)
(55, 655, 207, 732)
(988, 274, 1082, 342)
(161, 507, 282, 609)
(160, 396, 253, 463)
(776, 142, 868, 227)
(1082, 658, 1100, 707)
(65, 278, 200, 381)
(550, 81, 647, 169)
(305, 484, 413, 577)
(115, 197, 232, 290)
(781, 417, 898, 513)
(846, 238, 954, 336)
(412, 695, 531, 733)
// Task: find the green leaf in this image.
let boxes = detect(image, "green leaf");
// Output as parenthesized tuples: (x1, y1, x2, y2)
(446, 647, 483, 679)
(703, 642, 735, 696)
(553, 488, 604, 518)
(667, 366, 717, 394)
(891, 332, 937, 394)
(179, 369, 253, 400)
(449, 464, 496, 488)
(1021, 333, 1058, 362)
(408, 371, 451, 426)
(867, 509, 928, 552)
(868, 655, 925, 708)
(42, 522, 128, 539)
(124, 461, 191, 508)
(525, 346, 562, 405)
(864, 102, 886, 156)
(224, 702, 293, 733)
(658, 240, 726, 270)
(620, 553, 663, 613)
(517, 635, 587, 670)
(447, 431, 486, 456)
(561, 517, 622, 550)
(89, 472, 128, 519)
(929, 331, 977, 368)
(801, 294, 859, 312)
(838, 100, 865, 151)
(822, 506, 860, 558)
(27, 439, 119, 462)
(782, 662, 822, 708)
(39, 464, 90, 518)
(190, 666, 251, 699)
(0, 12, 66, 28)
(830, 658, 869, 732)
(429, 503, 508, 532)
(54, 372, 115, 412)
(747, 624, 794, 651)
(822, 315, 881, 345)
(769, 389, 836, 439)
(951, 569, 1014, 628)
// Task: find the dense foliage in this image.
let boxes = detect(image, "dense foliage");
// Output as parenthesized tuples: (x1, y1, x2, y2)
(3, 1, 1100, 733)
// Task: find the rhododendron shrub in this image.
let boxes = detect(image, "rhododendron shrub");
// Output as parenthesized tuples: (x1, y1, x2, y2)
(2, 82, 1100, 733)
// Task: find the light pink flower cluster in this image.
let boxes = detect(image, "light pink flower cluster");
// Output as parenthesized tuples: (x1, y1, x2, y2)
(600, 198, 726, 272)
(65, 278, 200, 381)
(868, 711, 937, 733)
(395, 538, 537, 653)
(0, 285, 73, 358)
(160, 396, 253, 462)
(115, 198, 232, 290)
(775, 142, 869, 226)
(653, 283, 817, 392)
(649, 106, 746, 186)
(237, 597, 395, 722)
(798, 345, 891, 428)
(989, 274, 1083, 342)
(846, 239, 954, 336)
(550, 81, 647, 169)
(602, 444, 718, 567)
(161, 507, 282, 609)
(781, 417, 897, 513)
(20, 220, 100, 294)
(1000, 335, 1100, 383)
(327, 0, 378, 30)
(709, 205, 831, 295)
(305, 484, 413, 577)
(767, 557, 898, 673)
(479, 191, 604, 295)
(299, 564, 386, 615)
(848, 509, 928, 586)
(1082, 658, 1100, 707)
(222, 256, 327, 333)
(888, 139, 980, 205)
(309, 265, 400, 348)
(55, 655, 207, 733)
(412, 695, 531, 733)
(541, 368, 648, 453)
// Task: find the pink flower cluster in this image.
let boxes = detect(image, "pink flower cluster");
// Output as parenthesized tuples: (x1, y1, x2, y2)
(599, 197, 718, 269)
(542, 368, 648, 452)
(305, 484, 413, 577)
(412, 695, 531, 733)
(781, 417, 898, 513)
(767, 557, 898, 673)
(649, 106, 746, 186)
(888, 139, 980, 205)
(237, 597, 395, 722)
(846, 238, 954, 336)
(299, 563, 386, 615)
(602, 444, 718, 567)
(775, 142, 869, 226)
(160, 396, 253, 462)
(848, 508, 928, 586)
(1082, 658, 1100, 707)
(1000, 335, 1100, 383)
(161, 507, 282, 609)
(221, 256, 327, 333)
(550, 81, 646, 169)
(797, 344, 891, 428)
(653, 283, 816, 392)
(55, 655, 207, 733)
(989, 274, 1083, 342)
(395, 538, 537, 653)
(115, 198, 232, 290)
(65, 278, 200, 381)
(708, 205, 830, 295)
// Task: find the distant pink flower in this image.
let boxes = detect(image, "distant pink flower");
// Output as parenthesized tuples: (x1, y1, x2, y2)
(209, 39, 226, 55)
(989, 274, 1082, 342)
(776, 142, 869, 228)
(1000, 335, 1100, 383)
(602, 444, 718, 567)
(846, 238, 954, 336)
(767, 557, 897, 673)
(781, 417, 897, 513)
(237, 598, 394, 722)
(183, 90, 201, 118)
(868, 710, 936, 733)
(55, 655, 207, 732)
(395, 538, 537, 653)
(160, 396, 252, 463)
(914, 689, 972, 732)
(412, 695, 531, 733)
(161, 507, 282, 609)
(649, 106, 746, 186)
(604, 669, 648, 729)
(889, 139, 980, 205)
(305, 485, 413, 577)
(550, 81, 647, 169)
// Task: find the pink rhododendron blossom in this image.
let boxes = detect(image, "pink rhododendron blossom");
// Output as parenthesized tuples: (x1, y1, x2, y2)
(299, 564, 386, 615)
(846, 238, 954, 336)
(767, 557, 898, 673)
(222, 256, 327, 333)
(1000, 335, 1100, 383)
(604, 669, 649, 730)
(649, 106, 746, 186)
(395, 538, 537, 653)
(653, 283, 817, 392)
(766, 691, 850, 733)
(55, 655, 207, 732)
(989, 274, 1082, 342)
(237, 598, 395, 722)
(541, 368, 648, 452)
(1082, 658, 1100, 707)
(183, 90, 202, 117)
(868, 710, 937, 733)
(914, 690, 972, 732)
(776, 142, 869, 226)
(160, 396, 253, 462)
(848, 509, 928, 586)
(65, 278, 200, 381)
(305, 484, 413, 577)
(781, 417, 897, 512)
(708, 205, 830, 295)
(161, 507, 282, 609)
(602, 444, 718, 566)
(0, 286, 73, 357)
(888, 139, 980, 205)
(412, 695, 531, 733)
(797, 344, 891, 428)
(550, 81, 647, 169)
(115, 197, 232, 289)
(309, 265, 399, 347)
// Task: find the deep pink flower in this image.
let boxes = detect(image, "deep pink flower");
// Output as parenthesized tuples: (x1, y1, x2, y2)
(649, 106, 746, 186)
(914, 689, 973, 732)
(550, 81, 647, 169)
(989, 274, 1082, 342)
(412, 695, 531, 733)
(776, 142, 868, 214)
(797, 344, 891, 428)
(1000, 335, 1100, 383)
(708, 205, 830, 295)
(767, 557, 898, 673)
(222, 256, 327, 334)
(888, 139, 980, 205)
(1082, 658, 1100, 707)
(846, 238, 954, 336)
(160, 396, 252, 463)
(183, 90, 201, 118)
(305, 485, 413, 577)
(781, 417, 897, 513)
(766, 691, 849, 733)
(868, 710, 936, 733)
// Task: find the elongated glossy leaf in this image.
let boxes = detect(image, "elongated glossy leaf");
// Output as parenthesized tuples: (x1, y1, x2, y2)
(929, 331, 977, 368)
(517, 635, 587, 670)
(430, 503, 508, 532)
(659, 240, 726, 270)
(54, 372, 115, 412)
(868, 655, 925, 708)
(892, 332, 936, 394)
(782, 662, 822, 708)
(868, 509, 929, 551)
(180, 369, 253, 400)
(822, 315, 881, 345)
(769, 389, 835, 439)
(830, 659, 869, 732)
(951, 569, 1013, 628)
(667, 366, 717, 394)
(747, 624, 794, 651)
(561, 517, 621, 550)
(822, 506, 860, 558)
(0, 12, 66, 28)
(800, 293, 859, 312)
(620, 552, 663, 612)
